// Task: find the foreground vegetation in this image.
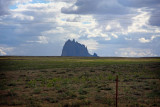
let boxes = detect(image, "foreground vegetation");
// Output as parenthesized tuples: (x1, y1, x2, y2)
(0, 56, 160, 107)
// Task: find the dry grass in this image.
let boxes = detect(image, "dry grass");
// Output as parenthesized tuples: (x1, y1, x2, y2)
(0, 56, 160, 106)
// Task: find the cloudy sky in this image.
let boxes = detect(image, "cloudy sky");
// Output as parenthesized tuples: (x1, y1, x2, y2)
(0, 0, 160, 57)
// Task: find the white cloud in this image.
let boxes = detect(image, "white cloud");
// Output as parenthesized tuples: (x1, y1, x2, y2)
(102, 20, 123, 33)
(15, 0, 32, 4)
(111, 33, 118, 38)
(115, 48, 156, 57)
(151, 35, 160, 40)
(43, 27, 68, 34)
(0, 47, 14, 55)
(79, 39, 99, 50)
(125, 37, 132, 40)
(138, 38, 150, 43)
(106, 25, 111, 31)
(58, 15, 97, 29)
(87, 28, 102, 38)
(0, 49, 7, 55)
(100, 33, 111, 40)
(37, 36, 48, 44)
(46, 0, 76, 3)
(27, 36, 48, 44)
(127, 9, 150, 33)
(139, 35, 160, 43)
(67, 33, 80, 39)
(12, 13, 34, 21)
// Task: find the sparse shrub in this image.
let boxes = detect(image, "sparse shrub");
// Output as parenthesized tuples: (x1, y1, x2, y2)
(123, 79, 128, 82)
(52, 70, 56, 72)
(46, 82, 53, 87)
(26, 80, 36, 88)
(40, 70, 48, 73)
(98, 85, 111, 91)
(78, 95, 87, 100)
(19, 74, 26, 77)
(8, 100, 23, 106)
(44, 97, 58, 103)
(68, 73, 73, 76)
(83, 72, 90, 77)
(95, 94, 114, 105)
(102, 87, 112, 91)
(0, 100, 8, 105)
(66, 69, 71, 72)
(57, 89, 64, 93)
(63, 99, 91, 107)
(102, 68, 106, 71)
(111, 70, 115, 74)
(147, 89, 160, 98)
(26, 97, 41, 107)
(144, 86, 150, 90)
(63, 101, 80, 107)
(152, 81, 156, 85)
(90, 69, 95, 72)
(8, 82, 16, 86)
(0, 80, 7, 90)
(57, 93, 68, 100)
(152, 103, 158, 106)
(0, 73, 6, 78)
(133, 74, 139, 78)
(56, 71, 66, 74)
(107, 74, 115, 81)
(25, 77, 30, 82)
(123, 78, 133, 82)
(137, 79, 142, 82)
(7, 89, 17, 97)
(78, 88, 88, 95)
(96, 88, 101, 92)
(33, 88, 41, 94)
(95, 94, 102, 101)
(81, 99, 91, 105)
(65, 91, 77, 99)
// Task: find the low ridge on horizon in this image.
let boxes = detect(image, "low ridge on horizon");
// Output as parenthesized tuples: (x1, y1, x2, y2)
(61, 39, 98, 57)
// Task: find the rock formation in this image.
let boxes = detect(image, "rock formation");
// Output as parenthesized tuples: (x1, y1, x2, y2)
(61, 39, 98, 57)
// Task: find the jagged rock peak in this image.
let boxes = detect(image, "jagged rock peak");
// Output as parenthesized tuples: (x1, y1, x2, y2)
(61, 39, 98, 57)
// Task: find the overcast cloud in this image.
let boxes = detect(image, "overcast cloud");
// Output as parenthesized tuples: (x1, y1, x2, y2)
(0, 0, 160, 56)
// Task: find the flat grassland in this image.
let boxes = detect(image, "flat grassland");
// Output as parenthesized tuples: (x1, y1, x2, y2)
(0, 56, 160, 107)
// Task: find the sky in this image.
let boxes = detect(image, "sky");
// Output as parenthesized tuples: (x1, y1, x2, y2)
(0, 0, 160, 57)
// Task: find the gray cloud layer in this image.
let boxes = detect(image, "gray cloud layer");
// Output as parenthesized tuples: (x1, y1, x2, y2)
(149, 7, 160, 27)
(117, 0, 160, 27)
(117, 0, 160, 8)
(0, 0, 12, 16)
(61, 0, 133, 15)
(61, 0, 160, 27)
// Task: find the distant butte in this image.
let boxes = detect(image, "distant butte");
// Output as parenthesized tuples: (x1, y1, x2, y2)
(61, 39, 98, 57)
